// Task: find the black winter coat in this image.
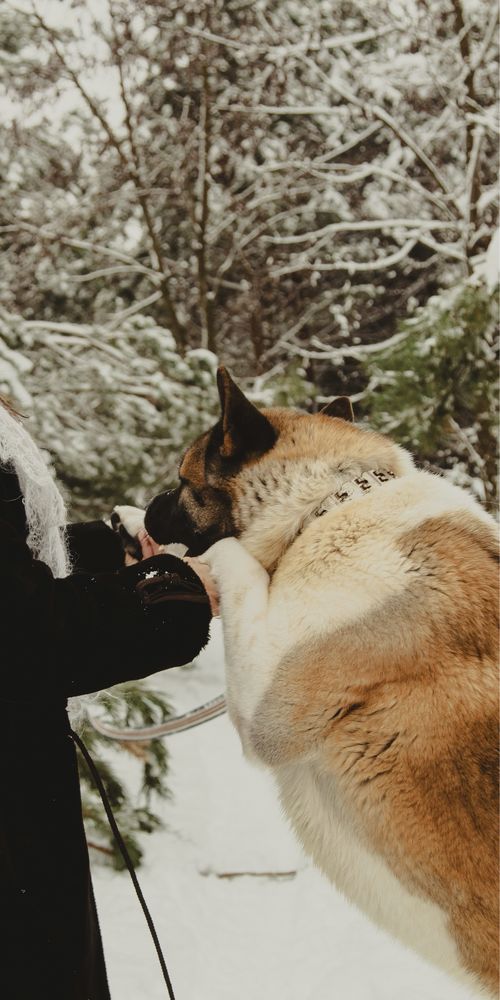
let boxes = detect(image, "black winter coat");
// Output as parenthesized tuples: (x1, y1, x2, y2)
(0, 467, 211, 1000)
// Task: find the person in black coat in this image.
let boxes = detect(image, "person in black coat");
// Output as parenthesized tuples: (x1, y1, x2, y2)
(0, 407, 213, 1000)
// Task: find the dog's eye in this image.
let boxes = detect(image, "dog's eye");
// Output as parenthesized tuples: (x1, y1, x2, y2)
(191, 489, 205, 507)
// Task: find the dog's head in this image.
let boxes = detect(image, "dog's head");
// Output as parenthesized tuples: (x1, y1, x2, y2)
(145, 367, 278, 554)
(145, 367, 408, 561)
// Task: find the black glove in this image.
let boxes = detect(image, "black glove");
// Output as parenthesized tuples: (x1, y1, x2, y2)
(129, 555, 211, 610)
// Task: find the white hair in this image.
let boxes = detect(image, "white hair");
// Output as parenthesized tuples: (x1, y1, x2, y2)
(0, 403, 70, 578)
(0, 403, 98, 723)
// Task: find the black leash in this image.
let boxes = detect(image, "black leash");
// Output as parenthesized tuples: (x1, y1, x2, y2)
(71, 729, 177, 1000)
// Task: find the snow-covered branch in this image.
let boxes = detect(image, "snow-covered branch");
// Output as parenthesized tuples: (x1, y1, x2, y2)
(271, 238, 420, 277)
(267, 218, 461, 246)
(0, 224, 159, 277)
(282, 328, 411, 362)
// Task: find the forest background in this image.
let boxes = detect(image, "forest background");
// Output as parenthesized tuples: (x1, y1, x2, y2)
(0, 0, 498, 865)
(1, 0, 498, 515)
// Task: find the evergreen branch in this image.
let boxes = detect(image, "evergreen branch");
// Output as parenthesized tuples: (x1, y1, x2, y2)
(87, 840, 114, 857)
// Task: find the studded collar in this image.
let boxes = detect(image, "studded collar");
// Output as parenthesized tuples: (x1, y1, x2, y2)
(301, 468, 396, 532)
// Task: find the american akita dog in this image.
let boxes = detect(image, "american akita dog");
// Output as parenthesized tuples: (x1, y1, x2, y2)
(145, 367, 499, 997)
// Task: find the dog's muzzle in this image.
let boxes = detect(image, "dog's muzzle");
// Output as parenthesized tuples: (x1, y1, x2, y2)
(145, 488, 187, 545)
(145, 487, 232, 556)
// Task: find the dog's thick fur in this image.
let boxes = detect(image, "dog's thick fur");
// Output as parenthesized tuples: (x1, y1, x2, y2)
(146, 368, 499, 997)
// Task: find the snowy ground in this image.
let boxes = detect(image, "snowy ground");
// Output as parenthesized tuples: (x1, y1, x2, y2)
(92, 624, 477, 1000)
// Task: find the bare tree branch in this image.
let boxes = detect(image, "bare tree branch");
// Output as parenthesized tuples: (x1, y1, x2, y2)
(281, 327, 411, 361)
(185, 24, 397, 54)
(195, 56, 216, 353)
(268, 217, 461, 247)
(28, 1, 186, 350)
(271, 237, 420, 276)
(0, 223, 159, 277)
(106, 0, 186, 348)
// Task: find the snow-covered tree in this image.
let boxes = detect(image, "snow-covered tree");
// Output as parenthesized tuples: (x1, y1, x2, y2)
(2, 0, 497, 371)
(364, 274, 499, 504)
(78, 681, 174, 870)
(0, 307, 314, 516)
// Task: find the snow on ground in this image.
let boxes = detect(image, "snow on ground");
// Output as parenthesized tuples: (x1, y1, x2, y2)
(92, 624, 477, 1000)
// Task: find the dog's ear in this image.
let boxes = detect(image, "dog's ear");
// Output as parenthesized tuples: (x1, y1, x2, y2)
(216, 366, 276, 459)
(320, 396, 354, 423)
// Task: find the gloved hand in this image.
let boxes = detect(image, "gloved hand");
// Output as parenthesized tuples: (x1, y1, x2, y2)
(130, 556, 211, 611)
(111, 507, 218, 613)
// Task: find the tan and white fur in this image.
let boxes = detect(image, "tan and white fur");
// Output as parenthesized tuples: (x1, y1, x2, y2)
(146, 369, 499, 997)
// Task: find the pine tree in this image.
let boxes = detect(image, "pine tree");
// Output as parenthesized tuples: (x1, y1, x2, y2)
(363, 276, 499, 504)
(76, 681, 173, 870)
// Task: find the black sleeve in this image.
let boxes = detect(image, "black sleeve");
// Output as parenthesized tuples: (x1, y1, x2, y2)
(0, 518, 211, 703)
(66, 521, 125, 573)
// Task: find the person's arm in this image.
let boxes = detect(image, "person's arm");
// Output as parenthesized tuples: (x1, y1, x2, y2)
(65, 520, 126, 573)
(0, 518, 211, 703)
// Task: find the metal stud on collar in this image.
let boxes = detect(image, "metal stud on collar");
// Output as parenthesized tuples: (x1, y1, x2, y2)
(303, 468, 396, 530)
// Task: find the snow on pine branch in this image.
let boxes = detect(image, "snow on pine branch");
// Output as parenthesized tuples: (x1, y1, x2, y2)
(1, 0, 498, 385)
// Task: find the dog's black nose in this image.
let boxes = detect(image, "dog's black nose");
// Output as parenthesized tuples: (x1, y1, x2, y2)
(145, 488, 184, 544)
(145, 491, 169, 542)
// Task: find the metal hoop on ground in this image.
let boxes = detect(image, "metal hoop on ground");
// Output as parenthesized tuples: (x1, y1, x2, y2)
(88, 694, 227, 741)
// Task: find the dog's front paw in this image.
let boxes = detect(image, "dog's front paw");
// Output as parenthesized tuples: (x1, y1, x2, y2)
(201, 536, 237, 565)
(201, 537, 245, 575)
(201, 537, 269, 589)
(110, 505, 146, 561)
(111, 505, 146, 537)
